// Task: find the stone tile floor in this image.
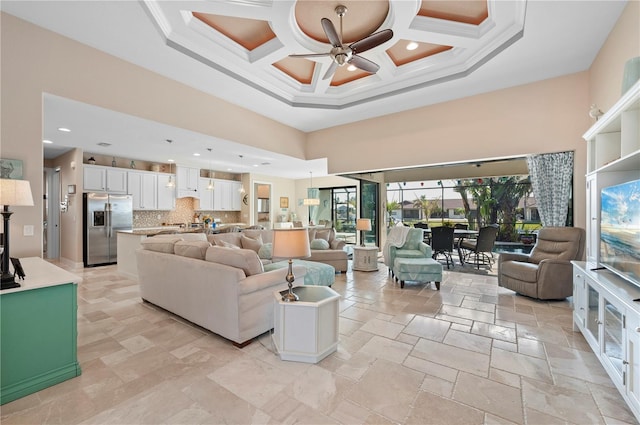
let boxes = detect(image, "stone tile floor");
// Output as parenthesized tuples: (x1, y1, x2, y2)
(1, 259, 638, 425)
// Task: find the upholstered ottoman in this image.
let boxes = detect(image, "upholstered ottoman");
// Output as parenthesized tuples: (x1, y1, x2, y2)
(393, 257, 442, 290)
(264, 260, 335, 287)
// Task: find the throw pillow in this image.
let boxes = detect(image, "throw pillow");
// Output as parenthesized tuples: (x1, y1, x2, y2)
(241, 234, 263, 253)
(220, 240, 241, 249)
(310, 238, 330, 250)
(205, 246, 264, 276)
(258, 242, 273, 259)
(315, 229, 332, 242)
(174, 240, 211, 260)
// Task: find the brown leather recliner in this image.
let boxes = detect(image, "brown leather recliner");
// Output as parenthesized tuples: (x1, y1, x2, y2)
(498, 227, 585, 300)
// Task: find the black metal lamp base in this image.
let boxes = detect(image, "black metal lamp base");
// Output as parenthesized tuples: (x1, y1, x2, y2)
(1, 272, 20, 290)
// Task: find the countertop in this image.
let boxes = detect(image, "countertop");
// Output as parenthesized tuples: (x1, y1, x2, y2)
(118, 223, 248, 237)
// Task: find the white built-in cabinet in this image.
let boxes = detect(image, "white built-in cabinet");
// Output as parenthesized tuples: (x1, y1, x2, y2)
(156, 174, 176, 210)
(573, 263, 640, 421)
(176, 166, 199, 199)
(213, 179, 242, 211)
(128, 171, 157, 210)
(196, 177, 215, 210)
(83, 165, 128, 193)
(573, 80, 640, 421)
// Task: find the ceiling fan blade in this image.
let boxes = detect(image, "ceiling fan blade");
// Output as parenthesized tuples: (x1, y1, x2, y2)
(321, 18, 342, 47)
(289, 53, 331, 58)
(322, 61, 339, 80)
(349, 55, 380, 74)
(349, 29, 393, 54)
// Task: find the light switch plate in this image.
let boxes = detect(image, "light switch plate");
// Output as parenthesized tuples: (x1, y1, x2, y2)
(23, 225, 34, 236)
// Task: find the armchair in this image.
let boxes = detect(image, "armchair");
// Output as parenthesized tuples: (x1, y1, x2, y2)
(498, 227, 585, 300)
(384, 227, 432, 276)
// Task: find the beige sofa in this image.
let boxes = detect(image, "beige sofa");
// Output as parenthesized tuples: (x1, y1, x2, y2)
(209, 228, 348, 272)
(136, 234, 306, 346)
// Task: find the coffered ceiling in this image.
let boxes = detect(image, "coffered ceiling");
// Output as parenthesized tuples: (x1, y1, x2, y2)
(145, 0, 524, 109)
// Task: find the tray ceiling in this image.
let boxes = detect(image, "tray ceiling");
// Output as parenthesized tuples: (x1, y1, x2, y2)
(144, 0, 525, 109)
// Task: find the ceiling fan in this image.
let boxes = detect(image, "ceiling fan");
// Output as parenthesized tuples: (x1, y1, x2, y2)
(289, 5, 393, 80)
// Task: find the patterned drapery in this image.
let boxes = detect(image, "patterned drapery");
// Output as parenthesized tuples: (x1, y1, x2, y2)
(526, 151, 574, 227)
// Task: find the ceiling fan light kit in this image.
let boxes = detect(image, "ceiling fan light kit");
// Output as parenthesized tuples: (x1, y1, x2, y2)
(289, 5, 393, 81)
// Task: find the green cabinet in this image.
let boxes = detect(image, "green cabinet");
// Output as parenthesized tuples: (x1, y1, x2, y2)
(0, 259, 81, 405)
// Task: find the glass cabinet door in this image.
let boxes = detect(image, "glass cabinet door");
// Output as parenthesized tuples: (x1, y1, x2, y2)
(603, 298, 625, 381)
(586, 285, 600, 345)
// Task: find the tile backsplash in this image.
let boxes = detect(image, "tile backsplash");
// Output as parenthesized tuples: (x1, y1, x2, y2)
(132, 197, 241, 228)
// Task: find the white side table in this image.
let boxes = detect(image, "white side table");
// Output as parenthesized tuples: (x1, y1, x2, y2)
(352, 246, 379, 271)
(273, 286, 340, 363)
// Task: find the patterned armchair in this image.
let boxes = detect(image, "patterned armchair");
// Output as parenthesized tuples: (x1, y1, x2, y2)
(385, 228, 432, 276)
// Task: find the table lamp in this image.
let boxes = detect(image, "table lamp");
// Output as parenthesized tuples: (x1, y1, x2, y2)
(272, 228, 310, 302)
(356, 218, 372, 247)
(0, 179, 34, 290)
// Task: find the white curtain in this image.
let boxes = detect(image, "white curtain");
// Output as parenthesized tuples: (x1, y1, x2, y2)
(526, 151, 574, 227)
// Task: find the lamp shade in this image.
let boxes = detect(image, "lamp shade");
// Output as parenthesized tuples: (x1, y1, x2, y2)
(272, 228, 310, 259)
(0, 179, 34, 206)
(356, 218, 372, 231)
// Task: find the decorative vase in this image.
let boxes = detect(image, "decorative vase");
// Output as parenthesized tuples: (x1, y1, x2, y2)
(622, 56, 640, 95)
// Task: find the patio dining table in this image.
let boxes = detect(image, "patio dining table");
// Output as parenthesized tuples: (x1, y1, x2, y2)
(421, 228, 478, 265)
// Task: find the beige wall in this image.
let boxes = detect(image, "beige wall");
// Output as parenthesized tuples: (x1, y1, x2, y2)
(2, 2, 638, 259)
(589, 1, 640, 112)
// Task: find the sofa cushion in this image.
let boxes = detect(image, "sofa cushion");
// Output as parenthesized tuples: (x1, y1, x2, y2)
(205, 246, 264, 276)
(258, 242, 272, 260)
(141, 236, 183, 254)
(241, 234, 263, 252)
(174, 240, 211, 260)
(310, 239, 330, 250)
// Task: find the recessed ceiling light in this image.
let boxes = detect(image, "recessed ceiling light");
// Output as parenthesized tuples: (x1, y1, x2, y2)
(168, 159, 175, 162)
(253, 164, 259, 167)
(57, 127, 71, 132)
(42, 139, 53, 144)
(347, 65, 357, 72)
(227, 168, 232, 171)
(97, 142, 111, 147)
(261, 162, 271, 166)
(406, 41, 418, 51)
(193, 153, 200, 156)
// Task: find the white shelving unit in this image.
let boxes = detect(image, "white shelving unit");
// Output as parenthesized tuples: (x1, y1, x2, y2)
(573, 80, 640, 421)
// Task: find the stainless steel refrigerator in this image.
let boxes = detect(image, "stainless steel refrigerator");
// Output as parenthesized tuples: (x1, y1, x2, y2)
(83, 193, 133, 266)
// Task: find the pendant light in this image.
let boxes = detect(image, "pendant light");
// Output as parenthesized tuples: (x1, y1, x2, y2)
(206, 148, 214, 190)
(303, 171, 320, 206)
(166, 161, 175, 188)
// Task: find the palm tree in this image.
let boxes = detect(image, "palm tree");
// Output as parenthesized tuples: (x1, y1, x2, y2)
(386, 200, 400, 226)
(412, 195, 439, 222)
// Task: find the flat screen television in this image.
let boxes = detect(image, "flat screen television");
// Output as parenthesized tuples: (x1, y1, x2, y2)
(600, 178, 640, 287)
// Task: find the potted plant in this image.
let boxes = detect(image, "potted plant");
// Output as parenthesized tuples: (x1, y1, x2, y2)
(520, 229, 535, 245)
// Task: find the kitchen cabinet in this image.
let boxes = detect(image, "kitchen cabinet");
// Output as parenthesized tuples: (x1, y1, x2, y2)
(83, 165, 127, 193)
(157, 173, 176, 210)
(213, 179, 241, 211)
(128, 171, 157, 210)
(176, 166, 199, 198)
(196, 177, 215, 210)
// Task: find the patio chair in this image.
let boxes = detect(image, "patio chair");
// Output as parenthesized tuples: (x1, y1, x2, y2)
(459, 225, 499, 270)
(430, 226, 455, 269)
(413, 222, 430, 244)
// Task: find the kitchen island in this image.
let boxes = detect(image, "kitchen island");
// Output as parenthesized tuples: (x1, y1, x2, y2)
(117, 224, 248, 278)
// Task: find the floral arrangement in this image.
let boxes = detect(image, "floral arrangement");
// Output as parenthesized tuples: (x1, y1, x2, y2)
(202, 215, 212, 224)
